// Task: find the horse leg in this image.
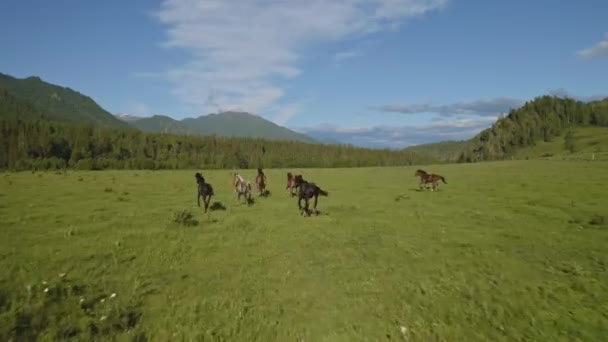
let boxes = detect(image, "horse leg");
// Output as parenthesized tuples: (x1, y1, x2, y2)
(203, 195, 210, 212)
(197, 191, 201, 207)
(304, 197, 310, 216)
(313, 194, 319, 215)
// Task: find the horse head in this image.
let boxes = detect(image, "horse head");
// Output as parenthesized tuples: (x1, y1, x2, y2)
(195, 172, 205, 184)
(414, 169, 427, 177)
(294, 175, 305, 185)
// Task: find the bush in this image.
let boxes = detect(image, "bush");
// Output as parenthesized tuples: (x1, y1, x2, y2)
(172, 210, 198, 227)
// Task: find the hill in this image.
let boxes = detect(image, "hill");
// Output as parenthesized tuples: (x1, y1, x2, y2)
(459, 96, 608, 162)
(512, 125, 608, 161)
(122, 111, 317, 143)
(0, 73, 130, 129)
(406, 96, 608, 163)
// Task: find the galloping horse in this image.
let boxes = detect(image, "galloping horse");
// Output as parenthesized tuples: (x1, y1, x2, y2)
(233, 173, 253, 203)
(294, 175, 328, 216)
(414, 169, 447, 191)
(195, 172, 214, 212)
(255, 168, 268, 196)
(286, 172, 300, 197)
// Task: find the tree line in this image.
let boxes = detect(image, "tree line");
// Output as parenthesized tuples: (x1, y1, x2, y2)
(0, 118, 434, 171)
(458, 96, 608, 162)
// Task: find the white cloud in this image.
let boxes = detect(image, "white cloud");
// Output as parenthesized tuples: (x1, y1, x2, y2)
(578, 33, 608, 59)
(297, 117, 495, 148)
(273, 103, 301, 126)
(371, 97, 524, 117)
(127, 102, 152, 116)
(155, 0, 448, 121)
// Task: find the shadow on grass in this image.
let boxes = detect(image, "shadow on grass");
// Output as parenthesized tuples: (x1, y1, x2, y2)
(209, 201, 226, 211)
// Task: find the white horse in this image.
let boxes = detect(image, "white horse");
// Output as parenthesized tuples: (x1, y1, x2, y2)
(233, 173, 252, 203)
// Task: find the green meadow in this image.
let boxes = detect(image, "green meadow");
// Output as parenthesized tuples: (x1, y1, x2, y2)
(1, 160, 608, 341)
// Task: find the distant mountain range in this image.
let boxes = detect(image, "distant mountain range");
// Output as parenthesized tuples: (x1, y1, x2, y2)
(117, 112, 316, 143)
(0, 72, 317, 143)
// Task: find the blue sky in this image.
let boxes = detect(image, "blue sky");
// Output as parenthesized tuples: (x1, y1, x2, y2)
(1, 0, 607, 148)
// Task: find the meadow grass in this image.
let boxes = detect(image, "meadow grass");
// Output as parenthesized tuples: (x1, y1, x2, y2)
(1, 160, 608, 340)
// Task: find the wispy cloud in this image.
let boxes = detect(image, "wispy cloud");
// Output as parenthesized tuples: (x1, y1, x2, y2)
(154, 0, 448, 123)
(126, 102, 152, 116)
(577, 33, 608, 59)
(297, 117, 496, 148)
(371, 97, 524, 117)
(333, 49, 362, 62)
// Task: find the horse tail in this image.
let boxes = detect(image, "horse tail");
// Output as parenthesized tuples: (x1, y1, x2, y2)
(318, 188, 328, 197)
(440, 176, 447, 184)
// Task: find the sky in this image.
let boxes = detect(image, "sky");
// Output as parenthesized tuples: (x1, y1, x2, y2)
(1, 0, 607, 148)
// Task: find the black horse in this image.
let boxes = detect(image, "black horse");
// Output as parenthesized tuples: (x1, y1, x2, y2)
(294, 175, 328, 216)
(195, 172, 214, 212)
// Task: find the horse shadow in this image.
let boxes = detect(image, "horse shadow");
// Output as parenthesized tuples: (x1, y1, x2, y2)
(209, 201, 226, 211)
(409, 187, 442, 193)
(395, 194, 410, 201)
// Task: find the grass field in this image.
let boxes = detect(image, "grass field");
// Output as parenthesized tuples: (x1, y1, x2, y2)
(1, 161, 608, 341)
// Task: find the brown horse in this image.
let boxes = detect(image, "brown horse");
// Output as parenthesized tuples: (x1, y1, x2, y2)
(255, 168, 268, 196)
(294, 175, 328, 216)
(414, 169, 447, 191)
(286, 172, 300, 197)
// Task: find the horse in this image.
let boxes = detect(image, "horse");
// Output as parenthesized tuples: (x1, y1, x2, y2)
(195, 172, 214, 212)
(286, 172, 301, 197)
(414, 169, 447, 191)
(294, 175, 328, 216)
(255, 168, 268, 196)
(233, 173, 253, 203)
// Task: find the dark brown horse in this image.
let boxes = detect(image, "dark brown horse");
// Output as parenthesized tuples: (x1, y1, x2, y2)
(414, 169, 447, 191)
(255, 168, 268, 196)
(294, 175, 328, 216)
(286, 172, 300, 197)
(195, 172, 214, 212)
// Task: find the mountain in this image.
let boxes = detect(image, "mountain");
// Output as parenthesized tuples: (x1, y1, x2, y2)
(0, 73, 130, 129)
(119, 114, 192, 135)
(123, 111, 317, 143)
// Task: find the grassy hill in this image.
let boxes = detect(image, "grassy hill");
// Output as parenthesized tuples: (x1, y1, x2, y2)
(0, 73, 130, 129)
(512, 126, 608, 161)
(124, 111, 317, 143)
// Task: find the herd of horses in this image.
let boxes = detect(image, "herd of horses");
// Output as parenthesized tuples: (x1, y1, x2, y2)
(195, 168, 447, 216)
